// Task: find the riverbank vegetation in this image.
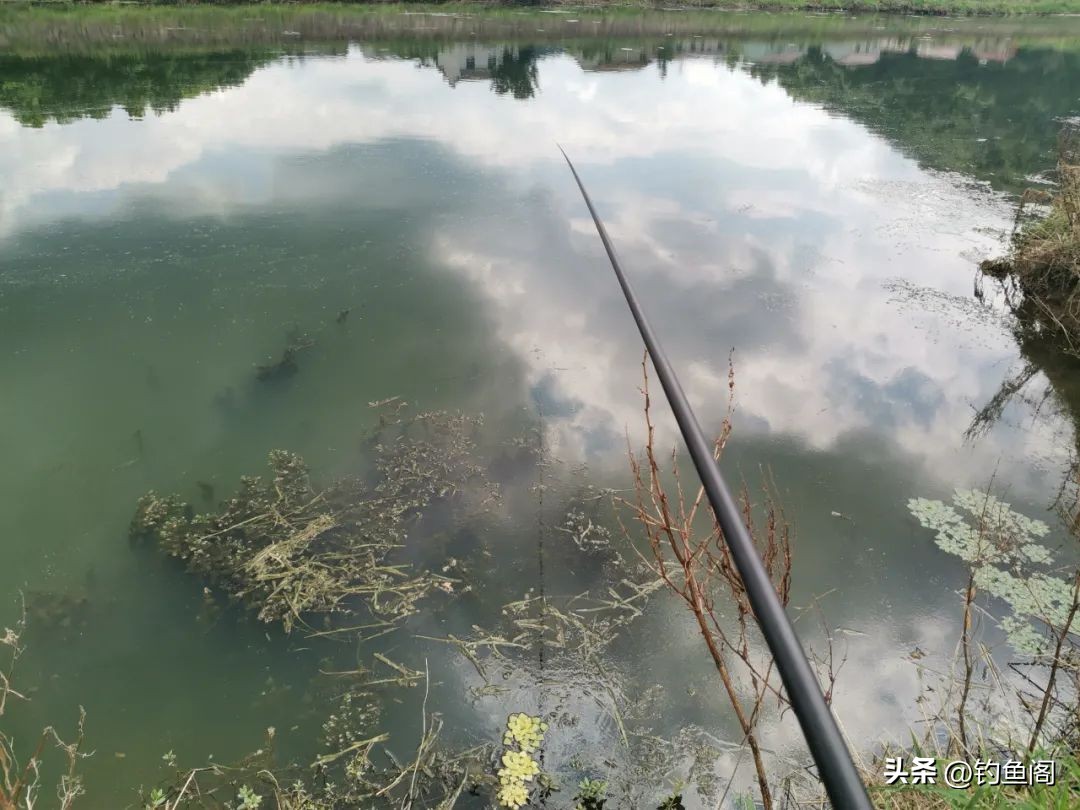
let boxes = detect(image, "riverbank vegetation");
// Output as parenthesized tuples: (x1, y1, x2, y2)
(4, 5, 1079, 193)
(619, 360, 1080, 808)
(749, 49, 1080, 194)
(982, 128, 1080, 354)
(2, 0, 1079, 167)
(6, 1, 1080, 19)
(4, 2, 1080, 65)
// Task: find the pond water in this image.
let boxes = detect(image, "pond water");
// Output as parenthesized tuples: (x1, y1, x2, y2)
(2, 6, 1080, 807)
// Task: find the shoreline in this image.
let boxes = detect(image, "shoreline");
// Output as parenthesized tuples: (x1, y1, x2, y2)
(4, 3, 1080, 57)
(4, 0, 1080, 20)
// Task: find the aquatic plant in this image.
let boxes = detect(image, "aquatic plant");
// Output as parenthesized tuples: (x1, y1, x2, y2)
(554, 506, 615, 554)
(574, 777, 608, 810)
(130, 409, 492, 632)
(656, 793, 686, 810)
(909, 486, 1080, 756)
(254, 326, 316, 383)
(23, 588, 91, 641)
(236, 784, 262, 809)
(497, 781, 529, 809)
(907, 489, 1068, 657)
(139, 690, 487, 810)
(503, 712, 547, 753)
(495, 713, 546, 808)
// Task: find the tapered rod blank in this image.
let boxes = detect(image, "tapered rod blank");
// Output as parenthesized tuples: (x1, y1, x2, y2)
(560, 147, 872, 810)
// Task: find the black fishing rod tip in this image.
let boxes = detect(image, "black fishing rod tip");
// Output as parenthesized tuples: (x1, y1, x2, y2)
(556, 143, 576, 170)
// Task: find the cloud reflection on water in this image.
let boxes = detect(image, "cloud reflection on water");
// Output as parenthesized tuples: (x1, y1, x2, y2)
(2, 38, 1076, 794)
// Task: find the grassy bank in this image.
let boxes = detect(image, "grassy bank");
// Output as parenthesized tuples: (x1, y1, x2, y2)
(5, 2, 1080, 59)
(983, 130, 1080, 354)
(564, 0, 1080, 15)
(4, 0, 1080, 19)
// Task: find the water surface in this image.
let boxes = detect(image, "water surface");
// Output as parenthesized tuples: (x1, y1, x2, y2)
(2, 7, 1080, 805)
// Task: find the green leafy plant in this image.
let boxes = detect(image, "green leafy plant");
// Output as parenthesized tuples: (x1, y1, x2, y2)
(236, 784, 262, 809)
(574, 777, 608, 810)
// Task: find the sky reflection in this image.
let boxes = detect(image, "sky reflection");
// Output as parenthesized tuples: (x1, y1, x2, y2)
(2, 33, 1077, 803)
(2, 49, 1061, 487)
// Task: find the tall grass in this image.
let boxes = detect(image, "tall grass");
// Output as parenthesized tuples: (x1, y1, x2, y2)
(984, 127, 1080, 354)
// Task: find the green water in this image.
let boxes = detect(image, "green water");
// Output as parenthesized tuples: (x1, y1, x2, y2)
(2, 6, 1080, 806)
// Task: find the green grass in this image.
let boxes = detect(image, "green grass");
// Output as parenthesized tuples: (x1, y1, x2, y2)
(4, 0, 1080, 19)
(4, 2, 1080, 58)
(982, 143, 1080, 349)
(566, 0, 1080, 14)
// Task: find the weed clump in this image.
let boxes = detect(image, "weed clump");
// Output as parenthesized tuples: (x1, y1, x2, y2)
(130, 409, 493, 633)
(254, 327, 315, 383)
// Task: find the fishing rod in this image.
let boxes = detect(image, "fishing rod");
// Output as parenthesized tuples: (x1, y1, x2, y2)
(560, 147, 872, 810)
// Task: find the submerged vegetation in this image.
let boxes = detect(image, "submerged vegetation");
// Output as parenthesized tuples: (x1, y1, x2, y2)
(254, 329, 316, 384)
(130, 408, 491, 632)
(7, 371, 1080, 807)
(0, 373, 820, 807)
(1, 288, 1078, 809)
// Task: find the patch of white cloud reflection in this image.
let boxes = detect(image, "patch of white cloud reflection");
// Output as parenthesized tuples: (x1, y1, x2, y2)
(0, 40, 1069, 498)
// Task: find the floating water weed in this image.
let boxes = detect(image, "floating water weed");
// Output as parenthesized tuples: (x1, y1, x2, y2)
(495, 712, 546, 808)
(503, 712, 547, 753)
(909, 486, 1080, 756)
(908, 489, 1066, 657)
